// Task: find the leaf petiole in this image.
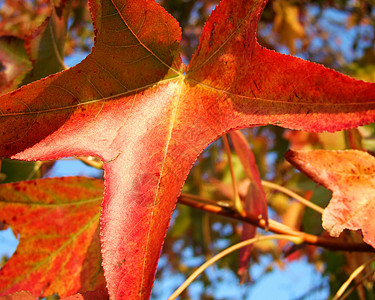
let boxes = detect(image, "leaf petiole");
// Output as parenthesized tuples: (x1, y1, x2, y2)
(333, 256, 375, 300)
(261, 180, 324, 214)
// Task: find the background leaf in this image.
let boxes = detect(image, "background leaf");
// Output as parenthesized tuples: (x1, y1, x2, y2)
(229, 130, 268, 282)
(21, 0, 70, 84)
(0, 37, 32, 95)
(286, 149, 375, 248)
(0, 177, 105, 298)
(0, 291, 36, 300)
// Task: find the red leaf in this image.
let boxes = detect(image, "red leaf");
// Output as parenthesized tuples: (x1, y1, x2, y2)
(285, 149, 375, 248)
(237, 185, 257, 282)
(229, 131, 268, 221)
(0, 177, 105, 298)
(61, 289, 109, 300)
(0, 291, 36, 300)
(0, 0, 375, 298)
(229, 130, 267, 282)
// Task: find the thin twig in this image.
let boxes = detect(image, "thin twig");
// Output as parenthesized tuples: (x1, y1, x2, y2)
(262, 180, 324, 214)
(180, 192, 218, 205)
(178, 196, 374, 252)
(333, 256, 375, 300)
(168, 234, 303, 300)
(340, 268, 375, 300)
(180, 192, 233, 208)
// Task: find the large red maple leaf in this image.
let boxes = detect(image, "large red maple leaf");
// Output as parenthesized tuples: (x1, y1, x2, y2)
(0, 0, 375, 298)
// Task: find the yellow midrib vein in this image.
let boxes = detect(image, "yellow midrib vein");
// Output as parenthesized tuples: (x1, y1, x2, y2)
(137, 77, 184, 299)
(0, 77, 179, 117)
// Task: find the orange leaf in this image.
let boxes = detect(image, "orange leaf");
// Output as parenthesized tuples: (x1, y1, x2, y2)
(0, 177, 105, 298)
(286, 149, 375, 248)
(273, 0, 305, 54)
(0, 291, 36, 300)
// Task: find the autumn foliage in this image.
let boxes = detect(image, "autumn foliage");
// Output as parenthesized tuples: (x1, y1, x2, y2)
(0, 0, 375, 299)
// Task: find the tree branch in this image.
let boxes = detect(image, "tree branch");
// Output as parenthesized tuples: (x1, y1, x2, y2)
(178, 195, 374, 253)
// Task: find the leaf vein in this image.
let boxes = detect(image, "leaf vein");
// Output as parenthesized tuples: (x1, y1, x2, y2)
(187, 5, 254, 75)
(110, 0, 182, 76)
(138, 78, 184, 298)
